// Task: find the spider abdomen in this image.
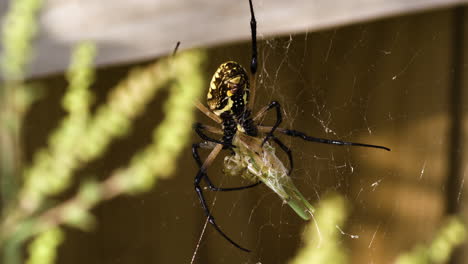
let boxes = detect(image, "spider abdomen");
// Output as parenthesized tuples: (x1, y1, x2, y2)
(220, 112, 237, 146)
(238, 110, 258, 137)
(207, 61, 250, 117)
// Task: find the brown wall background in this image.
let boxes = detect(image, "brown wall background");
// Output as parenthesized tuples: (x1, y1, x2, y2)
(24, 6, 468, 264)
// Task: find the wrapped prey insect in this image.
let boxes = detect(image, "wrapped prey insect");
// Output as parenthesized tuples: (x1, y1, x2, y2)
(224, 131, 314, 220)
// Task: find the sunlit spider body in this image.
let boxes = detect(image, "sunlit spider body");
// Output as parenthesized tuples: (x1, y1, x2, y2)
(204, 61, 314, 220)
(207, 62, 257, 140)
(191, 0, 390, 253)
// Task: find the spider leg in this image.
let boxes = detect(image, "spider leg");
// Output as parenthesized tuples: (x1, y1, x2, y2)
(271, 136, 294, 175)
(193, 123, 235, 149)
(248, 0, 257, 75)
(248, 0, 258, 110)
(193, 144, 251, 252)
(252, 101, 282, 146)
(194, 101, 222, 124)
(192, 142, 261, 191)
(259, 126, 391, 151)
(172, 41, 180, 56)
(194, 123, 223, 135)
(204, 177, 262, 191)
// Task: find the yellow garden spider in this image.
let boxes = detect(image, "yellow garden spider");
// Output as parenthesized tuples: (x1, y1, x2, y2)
(192, 0, 390, 252)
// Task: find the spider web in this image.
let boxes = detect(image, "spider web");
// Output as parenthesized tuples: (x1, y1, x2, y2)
(189, 7, 465, 264)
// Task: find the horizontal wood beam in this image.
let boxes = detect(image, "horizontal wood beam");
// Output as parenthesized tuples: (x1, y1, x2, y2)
(1, 0, 467, 78)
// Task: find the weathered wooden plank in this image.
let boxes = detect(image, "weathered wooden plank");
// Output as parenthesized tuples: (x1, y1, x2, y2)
(0, 0, 466, 78)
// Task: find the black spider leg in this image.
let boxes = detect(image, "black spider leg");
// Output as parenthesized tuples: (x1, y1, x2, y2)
(278, 129, 391, 151)
(172, 41, 180, 56)
(192, 144, 251, 252)
(248, 0, 257, 75)
(192, 143, 261, 191)
(261, 101, 282, 146)
(194, 168, 251, 252)
(193, 123, 235, 149)
(271, 136, 294, 175)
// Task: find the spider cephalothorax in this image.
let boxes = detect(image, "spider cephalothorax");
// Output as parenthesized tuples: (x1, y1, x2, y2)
(207, 61, 249, 117)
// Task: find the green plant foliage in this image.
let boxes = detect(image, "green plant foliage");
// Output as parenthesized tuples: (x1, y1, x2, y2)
(0, 1, 206, 260)
(25, 228, 64, 264)
(1, 0, 43, 80)
(288, 194, 349, 264)
(21, 42, 96, 212)
(0, 0, 44, 214)
(1, 47, 206, 263)
(116, 51, 206, 193)
(395, 217, 466, 264)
